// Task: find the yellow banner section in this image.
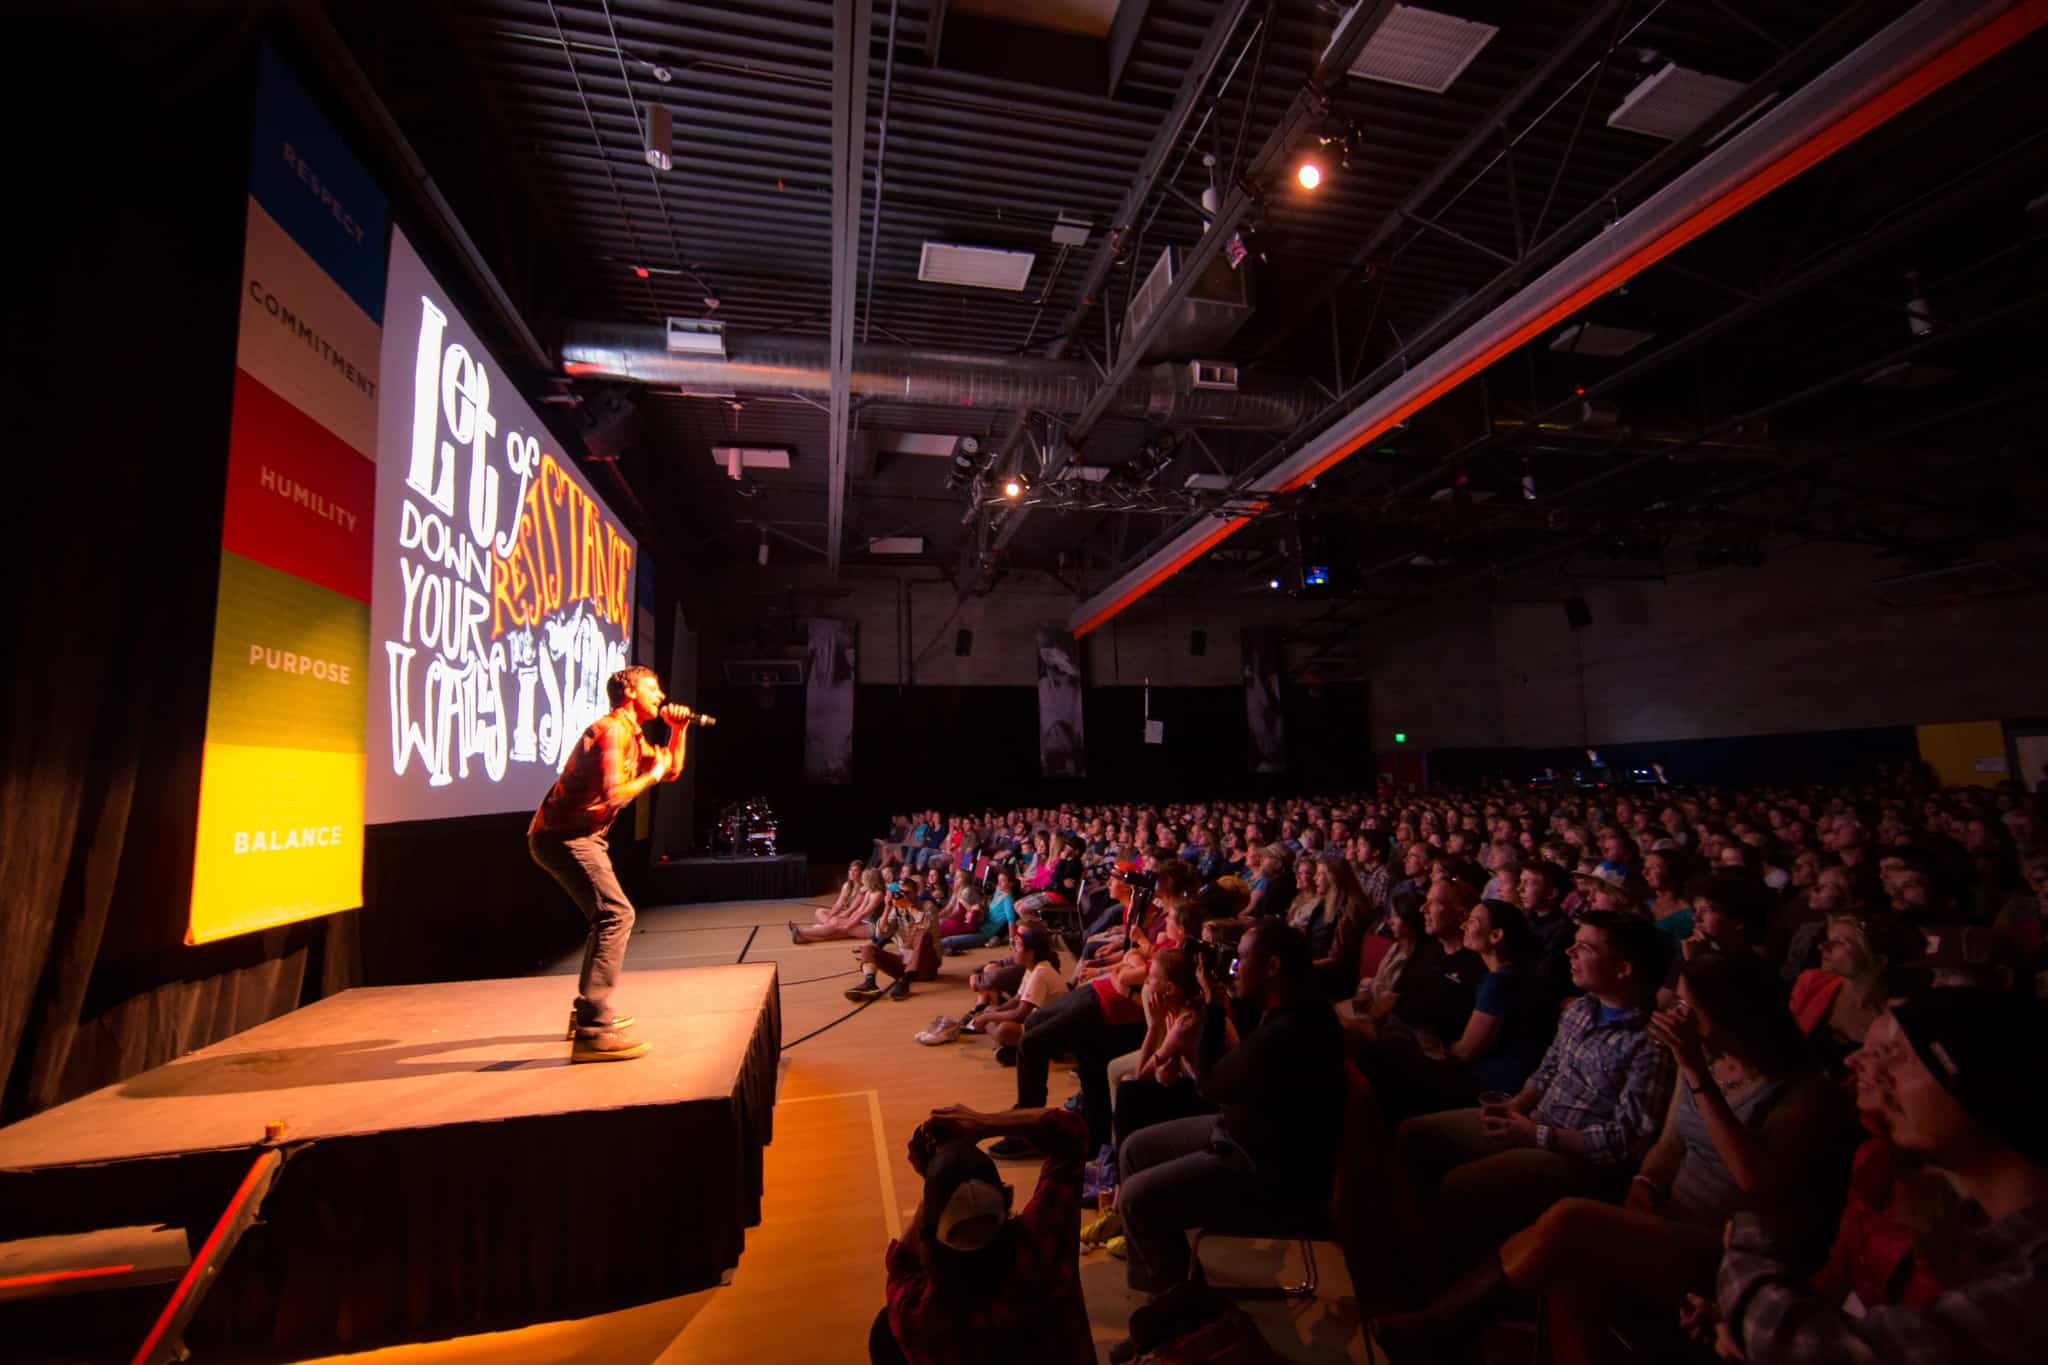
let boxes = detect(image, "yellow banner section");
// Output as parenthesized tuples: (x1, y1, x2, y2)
(189, 742, 365, 945)
(1914, 720, 2009, 789)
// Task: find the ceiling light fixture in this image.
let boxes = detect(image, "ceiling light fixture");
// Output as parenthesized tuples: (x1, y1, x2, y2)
(1296, 157, 1324, 190)
(1003, 476, 1026, 500)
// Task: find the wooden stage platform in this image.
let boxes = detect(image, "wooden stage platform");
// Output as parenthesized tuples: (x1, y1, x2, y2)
(0, 965, 781, 1359)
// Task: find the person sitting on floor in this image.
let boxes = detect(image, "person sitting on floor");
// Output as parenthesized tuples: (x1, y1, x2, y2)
(942, 870, 1016, 955)
(1373, 948, 1852, 1362)
(794, 865, 886, 943)
(933, 871, 985, 943)
(847, 882, 940, 1002)
(1710, 989, 2048, 1364)
(971, 925, 1065, 1064)
(1112, 922, 1345, 1320)
(1393, 911, 1677, 1278)
(871, 1104, 1093, 1365)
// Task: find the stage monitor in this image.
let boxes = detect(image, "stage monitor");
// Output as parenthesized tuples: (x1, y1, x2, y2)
(366, 228, 638, 824)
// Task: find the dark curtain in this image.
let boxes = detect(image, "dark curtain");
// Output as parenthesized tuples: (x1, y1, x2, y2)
(2, 6, 359, 1123)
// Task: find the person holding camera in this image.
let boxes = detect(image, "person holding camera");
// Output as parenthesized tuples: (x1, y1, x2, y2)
(870, 1104, 1094, 1364)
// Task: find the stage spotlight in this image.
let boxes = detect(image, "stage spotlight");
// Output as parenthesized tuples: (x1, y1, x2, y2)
(1268, 577, 1282, 590)
(1295, 157, 1324, 190)
(944, 434, 983, 491)
(1003, 476, 1025, 499)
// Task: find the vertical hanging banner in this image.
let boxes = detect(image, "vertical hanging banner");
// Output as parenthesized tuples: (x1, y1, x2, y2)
(189, 47, 387, 945)
(1037, 626, 1086, 779)
(365, 228, 638, 824)
(803, 618, 856, 783)
(1243, 628, 1287, 774)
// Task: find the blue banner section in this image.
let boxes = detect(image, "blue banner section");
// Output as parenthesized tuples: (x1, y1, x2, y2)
(249, 45, 388, 323)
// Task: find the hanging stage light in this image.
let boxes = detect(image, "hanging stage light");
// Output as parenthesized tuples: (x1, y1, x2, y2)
(1003, 475, 1025, 499)
(1295, 157, 1324, 190)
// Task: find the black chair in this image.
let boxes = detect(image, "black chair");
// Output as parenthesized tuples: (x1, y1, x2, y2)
(1191, 1201, 1333, 1299)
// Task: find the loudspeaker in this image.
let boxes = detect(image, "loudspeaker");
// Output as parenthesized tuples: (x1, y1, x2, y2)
(955, 628, 974, 657)
(1563, 596, 1593, 630)
(1189, 629, 1207, 656)
(578, 386, 643, 459)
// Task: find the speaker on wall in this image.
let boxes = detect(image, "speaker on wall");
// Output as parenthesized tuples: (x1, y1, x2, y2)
(1563, 596, 1593, 630)
(955, 628, 974, 657)
(1189, 629, 1207, 656)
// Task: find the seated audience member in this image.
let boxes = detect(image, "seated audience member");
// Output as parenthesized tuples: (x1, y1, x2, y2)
(847, 883, 940, 1002)
(794, 866, 886, 943)
(1015, 834, 1083, 919)
(1395, 911, 1676, 1270)
(1992, 847, 2048, 961)
(873, 1104, 1092, 1365)
(1242, 843, 1297, 919)
(1374, 949, 1850, 1361)
(1344, 897, 1427, 1038)
(943, 870, 1016, 955)
(974, 925, 1065, 1062)
(1111, 947, 1212, 1148)
(933, 870, 983, 936)
(1710, 990, 2048, 1363)
(1791, 910, 1922, 1080)
(1001, 862, 1199, 1155)
(1312, 854, 1380, 997)
(1359, 900, 1556, 1121)
(1517, 859, 1576, 987)
(1113, 923, 1346, 1307)
(1364, 879, 1485, 1049)
(1644, 847, 1695, 942)
(1783, 862, 1869, 980)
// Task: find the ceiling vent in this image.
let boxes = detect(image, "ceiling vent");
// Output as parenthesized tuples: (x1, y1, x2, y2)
(666, 317, 727, 357)
(919, 241, 1036, 291)
(1608, 63, 1746, 140)
(1549, 322, 1656, 358)
(1124, 246, 1252, 363)
(866, 536, 927, 555)
(1874, 559, 2031, 609)
(1343, 5, 1498, 93)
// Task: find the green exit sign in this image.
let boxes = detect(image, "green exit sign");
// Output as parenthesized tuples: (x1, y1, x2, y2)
(1394, 732, 1408, 744)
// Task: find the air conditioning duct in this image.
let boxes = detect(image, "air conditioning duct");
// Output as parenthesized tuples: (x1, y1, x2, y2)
(561, 324, 1311, 429)
(1123, 247, 1253, 363)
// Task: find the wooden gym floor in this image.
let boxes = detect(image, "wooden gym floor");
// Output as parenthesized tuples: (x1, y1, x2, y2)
(291, 895, 1368, 1364)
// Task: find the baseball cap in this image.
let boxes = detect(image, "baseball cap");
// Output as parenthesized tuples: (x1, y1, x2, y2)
(920, 1138, 1010, 1252)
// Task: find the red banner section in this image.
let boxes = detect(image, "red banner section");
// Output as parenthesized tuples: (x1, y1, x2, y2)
(222, 370, 376, 604)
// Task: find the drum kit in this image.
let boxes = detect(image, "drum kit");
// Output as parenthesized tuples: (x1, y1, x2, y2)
(712, 797, 779, 857)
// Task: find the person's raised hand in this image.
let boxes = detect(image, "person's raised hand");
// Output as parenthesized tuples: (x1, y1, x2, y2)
(1648, 1004, 1708, 1075)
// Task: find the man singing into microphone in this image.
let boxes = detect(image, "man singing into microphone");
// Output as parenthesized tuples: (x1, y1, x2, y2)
(530, 665, 693, 1062)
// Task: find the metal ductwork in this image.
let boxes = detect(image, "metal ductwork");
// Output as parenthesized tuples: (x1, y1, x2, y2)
(560, 323, 1313, 430)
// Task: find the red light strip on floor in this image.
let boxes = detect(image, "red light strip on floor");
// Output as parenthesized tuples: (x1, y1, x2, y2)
(0, 1263, 138, 1291)
(1071, 0, 2048, 638)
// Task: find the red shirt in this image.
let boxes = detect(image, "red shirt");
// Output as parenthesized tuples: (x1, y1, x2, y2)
(884, 1109, 1093, 1364)
(529, 710, 652, 837)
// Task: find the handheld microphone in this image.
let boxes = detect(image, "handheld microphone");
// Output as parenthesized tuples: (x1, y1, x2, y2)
(660, 704, 718, 727)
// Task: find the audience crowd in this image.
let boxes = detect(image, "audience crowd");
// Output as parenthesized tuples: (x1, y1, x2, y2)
(852, 774, 2048, 1363)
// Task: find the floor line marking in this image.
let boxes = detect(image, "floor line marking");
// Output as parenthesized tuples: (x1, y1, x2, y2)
(772, 1090, 901, 1240)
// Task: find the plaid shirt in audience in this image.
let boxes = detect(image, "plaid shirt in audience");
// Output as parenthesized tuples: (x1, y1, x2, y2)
(1361, 861, 1394, 914)
(884, 1109, 1093, 1364)
(1526, 996, 1673, 1167)
(1718, 1202, 2048, 1364)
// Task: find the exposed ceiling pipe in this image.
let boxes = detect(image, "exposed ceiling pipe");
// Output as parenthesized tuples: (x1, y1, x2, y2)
(1066, 0, 2048, 637)
(561, 324, 1318, 428)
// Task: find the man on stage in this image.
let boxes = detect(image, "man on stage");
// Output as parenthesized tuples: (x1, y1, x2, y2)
(530, 665, 694, 1062)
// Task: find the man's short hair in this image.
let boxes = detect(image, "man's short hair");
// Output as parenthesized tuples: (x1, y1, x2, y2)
(1578, 910, 1672, 991)
(1245, 919, 1314, 989)
(606, 664, 658, 708)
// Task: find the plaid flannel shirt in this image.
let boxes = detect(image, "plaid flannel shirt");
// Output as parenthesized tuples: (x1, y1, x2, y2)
(884, 1109, 1093, 1364)
(1526, 996, 1674, 1166)
(1718, 1202, 2048, 1365)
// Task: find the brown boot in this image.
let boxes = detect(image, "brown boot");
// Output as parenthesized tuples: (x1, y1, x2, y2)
(565, 1011, 636, 1040)
(570, 1028, 650, 1063)
(1369, 1257, 1520, 1363)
